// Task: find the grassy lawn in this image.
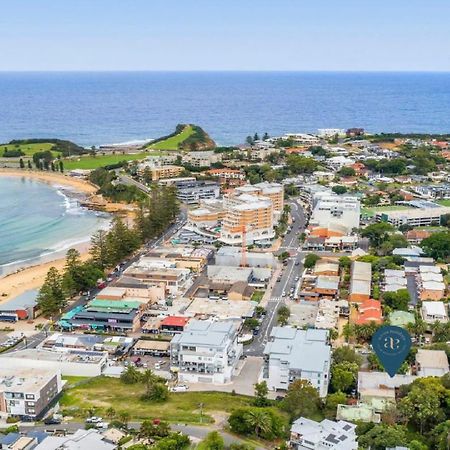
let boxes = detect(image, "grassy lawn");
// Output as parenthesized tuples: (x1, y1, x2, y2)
(251, 291, 264, 303)
(63, 151, 163, 170)
(436, 199, 450, 207)
(413, 226, 447, 232)
(60, 376, 253, 423)
(0, 142, 56, 157)
(362, 205, 410, 216)
(148, 125, 195, 150)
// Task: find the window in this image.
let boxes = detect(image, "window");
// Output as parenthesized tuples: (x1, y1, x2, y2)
(25, 394, 35, 400)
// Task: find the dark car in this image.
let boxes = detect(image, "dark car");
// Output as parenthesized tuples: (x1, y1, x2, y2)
(44, 417, 62, 425)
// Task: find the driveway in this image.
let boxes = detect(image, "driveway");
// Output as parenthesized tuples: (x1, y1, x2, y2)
(186, 356, 264, 396)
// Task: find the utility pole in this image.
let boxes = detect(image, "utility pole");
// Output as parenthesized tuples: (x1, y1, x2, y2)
(198, 402, 204, 423)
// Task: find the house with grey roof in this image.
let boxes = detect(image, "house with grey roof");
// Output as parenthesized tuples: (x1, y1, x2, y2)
(263, 327, 331, 397)
(289, 417, 357, 450)
(170, 319, 242, 384)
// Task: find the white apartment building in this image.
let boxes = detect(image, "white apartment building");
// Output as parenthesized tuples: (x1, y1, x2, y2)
(170, 320, 243, 384)
(263, 327, 331, 397)
(310, 195, 360, 235)
(183, 151, 222, 168)
(0, 367, 62, 420)
(290, 417, 357, 450)
(317, 129, 346, 138)
(283, 133, 320, 146)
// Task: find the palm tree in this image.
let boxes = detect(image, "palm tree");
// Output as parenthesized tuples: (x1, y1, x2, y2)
(118, 411, 131, 426)
(141, 369, 157, 396)
(105, 407, 116, 420)
(243, 409, 272, 438)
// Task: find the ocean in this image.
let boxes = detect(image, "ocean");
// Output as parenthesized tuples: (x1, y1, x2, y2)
(0, 71, 449, 147)
(0, 176, 109, 276)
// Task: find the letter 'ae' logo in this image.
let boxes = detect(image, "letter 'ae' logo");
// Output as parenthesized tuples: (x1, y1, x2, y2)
(371, 325, 411, 377)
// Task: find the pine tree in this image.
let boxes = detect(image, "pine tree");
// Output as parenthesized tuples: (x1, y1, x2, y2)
(90, 229, 111, 270)
(37, 267, 66, 317)
(19, 158, 25, 169)
(27, 160, 32, 169)
(59, 161, 64, 172)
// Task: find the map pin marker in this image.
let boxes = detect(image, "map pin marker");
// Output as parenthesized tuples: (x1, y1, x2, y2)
(371, 325, 411, 378)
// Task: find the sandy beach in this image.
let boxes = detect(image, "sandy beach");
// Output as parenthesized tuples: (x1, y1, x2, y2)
(0, 247, 91, 302)
(0, 170, 100, 303)
(0, 168, 98, 194)
(0, 169, 138, 302)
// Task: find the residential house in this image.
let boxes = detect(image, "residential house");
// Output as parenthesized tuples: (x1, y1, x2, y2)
(289, 417, 357, 450)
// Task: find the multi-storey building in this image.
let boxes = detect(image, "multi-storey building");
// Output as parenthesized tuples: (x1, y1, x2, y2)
(170, 320, 243, 384)
(0, 367, 62, 420)
(309, 195, 360, 237)
(175, 180, 220, 204)
(220, 196, 274, 245)
(376, 206, 450, 227)
(123, 258, 192, 296)
(151, 165, 184, 181)
(263, 327, 331, 397)
(183, 151, 222, 168)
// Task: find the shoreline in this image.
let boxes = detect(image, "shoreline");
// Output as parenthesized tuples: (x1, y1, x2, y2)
(0, 168, 98, 194)
(0, 169, 137, 302)
(0, 170, 109, 303)
(0, 243, 91, 303)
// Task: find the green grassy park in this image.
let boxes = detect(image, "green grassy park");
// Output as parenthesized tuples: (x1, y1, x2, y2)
(60, 376, 253, 423)
(62, 151, 164, 170)
(148, 125, 195, 150)
(1, 142, 56, 157)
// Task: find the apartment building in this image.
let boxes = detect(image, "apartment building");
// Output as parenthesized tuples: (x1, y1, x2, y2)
(170, 320, 243, 384)
(348, 261, 372, 303)
(151, 165, 184, 181)
(376, 206, 450, 227)
(0, 367, 62, 420)
(289, 417, 357, 450)
(283, 133, 320, 146)
(220, 197, 274, 245)
(175, 180, 220, 204)
(183, 150, 222, 168)
(309, 195, 360, 237)
(207, 168, 245, 181)
(263, 327, 331, 397)
(231, 182, 284, 213)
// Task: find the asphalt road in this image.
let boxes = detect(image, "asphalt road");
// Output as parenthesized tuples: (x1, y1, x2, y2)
(24, 422, 266, 449)
(245, 199, 307, 356)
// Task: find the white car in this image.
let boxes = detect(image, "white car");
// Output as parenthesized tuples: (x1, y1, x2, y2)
(86, 416, 103, 424)
(170, 385, 189, 392)
(154, 363, 161, 370)
(281, 291, 286, 297)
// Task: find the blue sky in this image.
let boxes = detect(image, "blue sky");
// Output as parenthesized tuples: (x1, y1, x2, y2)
(1, 0, 449, 71)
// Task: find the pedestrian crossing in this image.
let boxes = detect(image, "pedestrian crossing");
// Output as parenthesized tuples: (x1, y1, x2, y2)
(269, 297, 283, 303)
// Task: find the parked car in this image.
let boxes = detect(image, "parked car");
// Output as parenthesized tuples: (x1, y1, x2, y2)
(44, 417, 62, 425)
(170, 385, 189, 392)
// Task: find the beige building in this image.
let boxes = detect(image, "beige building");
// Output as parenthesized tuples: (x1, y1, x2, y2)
(151, 165, 183, 181)
(220, 197, 274, 245)
(183, 151, 222, 168)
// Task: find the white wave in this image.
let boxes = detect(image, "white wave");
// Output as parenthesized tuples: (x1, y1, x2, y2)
(101, 138, 155, 147)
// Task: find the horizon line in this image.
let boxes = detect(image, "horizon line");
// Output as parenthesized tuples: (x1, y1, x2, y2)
(0, 69, 450, 74)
